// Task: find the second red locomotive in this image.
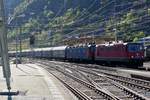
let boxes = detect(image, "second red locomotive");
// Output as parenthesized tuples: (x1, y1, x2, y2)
(95, 42, 144, 67)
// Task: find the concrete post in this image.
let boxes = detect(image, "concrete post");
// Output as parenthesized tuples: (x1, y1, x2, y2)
(0, 0, 11, 90)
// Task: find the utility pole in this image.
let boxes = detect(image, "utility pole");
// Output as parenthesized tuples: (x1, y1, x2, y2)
(0, 0, 11, 90)
(15, 28, 18, 67)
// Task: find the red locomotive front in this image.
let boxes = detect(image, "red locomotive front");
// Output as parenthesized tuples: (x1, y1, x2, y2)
(95, 42, 144, 67)
(126, 43, 144, 66)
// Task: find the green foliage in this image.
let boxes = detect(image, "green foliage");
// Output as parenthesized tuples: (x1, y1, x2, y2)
(8, 0, 149, 46)
(7, 29, 18, 39)
(148, 8, 150, 15)
(25, 18, 41, 28)
(133, 37, 138, 42)
(43, 10, 54, 18)
(14, 0, 35, 16)
(47, 8, 80, 29)
(104, 11, 138, 41)
(136, 31, 145, 38)
(52, 33, 62, 44)
(133, 31, 145, 42)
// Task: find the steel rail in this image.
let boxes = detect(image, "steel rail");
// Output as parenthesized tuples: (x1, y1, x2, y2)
(78, 67, 150, 100)
(36, 61, 120, 100)
(48, 70, 93, 100)
(32, 60, 150, 100)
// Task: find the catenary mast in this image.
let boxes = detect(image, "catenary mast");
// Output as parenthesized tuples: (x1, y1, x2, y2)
(0, 0, 11, 90)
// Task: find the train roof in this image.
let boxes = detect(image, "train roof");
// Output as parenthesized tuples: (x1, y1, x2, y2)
(68, 44, 93, 48)
(96, 42, 143, 47)
(8, 51, 16, 53)
(9, 49, 32, 53)
(52, 46, 67, 50)
(39, 47, 53, 51)
(96, 42, 126, 47)
(9, 46, 68, 53)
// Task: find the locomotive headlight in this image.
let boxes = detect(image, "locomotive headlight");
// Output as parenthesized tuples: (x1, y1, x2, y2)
(131, 56, 134, 58)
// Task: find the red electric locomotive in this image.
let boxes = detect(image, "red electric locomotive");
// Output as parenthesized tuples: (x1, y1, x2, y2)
(95, 42, 144, 67)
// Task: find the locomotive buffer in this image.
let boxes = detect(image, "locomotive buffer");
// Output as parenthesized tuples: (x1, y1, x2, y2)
(0, 0, 19, 96)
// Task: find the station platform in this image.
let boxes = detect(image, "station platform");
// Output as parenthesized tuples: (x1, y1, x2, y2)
(116, 62, 150, 81)
(0, 63, 77, 100)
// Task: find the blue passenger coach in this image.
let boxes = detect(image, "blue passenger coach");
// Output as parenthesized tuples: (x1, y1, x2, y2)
(66, 44, 95, 61)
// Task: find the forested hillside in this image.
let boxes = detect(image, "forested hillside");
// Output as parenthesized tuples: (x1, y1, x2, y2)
(6, 0, 150, 46)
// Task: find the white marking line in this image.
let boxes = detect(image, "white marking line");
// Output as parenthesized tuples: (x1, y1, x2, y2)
(65, 68, 72, 73)
(37, 66, 65, 100)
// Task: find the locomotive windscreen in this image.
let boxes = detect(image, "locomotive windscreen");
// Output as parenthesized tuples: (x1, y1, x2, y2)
(127, 43, 143, 52)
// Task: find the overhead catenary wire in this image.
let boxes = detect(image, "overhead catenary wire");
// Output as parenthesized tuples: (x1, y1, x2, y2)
(48, 1, 146, 39)
(35, 0, 149, 45)
(45, 0, 115, 39)
(68, 0, 115, 27)
(73, 0, 99, 21)
(34, 1, 150, 44)
(61, 0, 149, 36)
(50, 0, 67, 22)
(45, 0, 100, 31)
(47, 10, 149, 44)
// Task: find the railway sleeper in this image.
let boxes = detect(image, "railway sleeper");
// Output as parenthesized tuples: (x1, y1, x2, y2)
(107, 76, 150, 91)
(55, 67, 121, 100)
(114, 76, 150, 87)
(108, 79, 149, 100)
(37, 61, 149, 100)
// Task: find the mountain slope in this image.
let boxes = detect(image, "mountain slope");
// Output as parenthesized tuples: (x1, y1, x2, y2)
(6, 0, 150, 46)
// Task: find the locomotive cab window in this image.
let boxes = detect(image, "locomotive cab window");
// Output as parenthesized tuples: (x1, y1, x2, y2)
(128, 44, 143, 52)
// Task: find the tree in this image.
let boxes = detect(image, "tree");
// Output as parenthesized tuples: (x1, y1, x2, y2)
(133, 37, 138, 42)
(133, 31, 145, 42)
(136, 31, 145, 38)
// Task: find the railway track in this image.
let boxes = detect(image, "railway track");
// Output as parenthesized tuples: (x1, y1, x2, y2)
(58, 63, 150, 100)
(66, 63, 150, 99)
(48, 69, 93, 100)
(37, 62, 119, 100)
(34, 60, 150, 100)
(90, 68, 150, 98)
